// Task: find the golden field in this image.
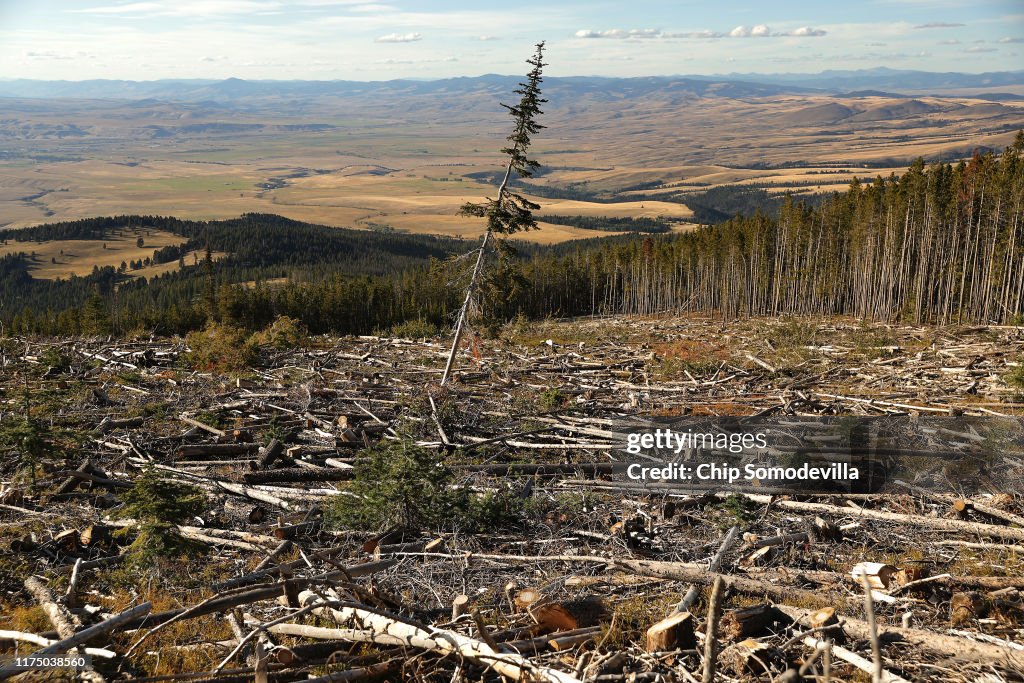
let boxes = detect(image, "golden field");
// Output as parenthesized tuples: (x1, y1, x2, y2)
(1, 85, 1022, 263)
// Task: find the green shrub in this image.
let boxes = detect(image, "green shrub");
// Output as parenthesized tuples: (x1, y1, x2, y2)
(1006, 361, 1024, 392)
(329, 441, 464, 531)
(40, 347, 72, 372)
(538, 387, 568, 411)
(112, 467, 207, 564)
(251, 315, 309, 350)
(767, 318, 818, 350)
(385, 318, 441, 339)
(328, 441, 519, 532)
(0, 418, 49, 484)
(712, 493, 759, 530)
(183, 322, 257, 373)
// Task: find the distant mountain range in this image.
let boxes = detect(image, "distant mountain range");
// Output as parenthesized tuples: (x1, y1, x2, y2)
(1, 69, 1022, 102)
(698, 67, 1024, 92)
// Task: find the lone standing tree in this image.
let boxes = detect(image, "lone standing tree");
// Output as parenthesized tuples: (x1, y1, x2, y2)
(440, 41, 547, 385)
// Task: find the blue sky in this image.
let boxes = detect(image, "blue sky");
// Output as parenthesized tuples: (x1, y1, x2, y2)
(0, 0, 1021, 80)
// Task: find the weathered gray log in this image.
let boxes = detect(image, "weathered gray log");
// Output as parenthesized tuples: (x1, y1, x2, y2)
(297, 591, 583, 683)
(777, 604, 1024, 670)
(0, 602, 152, 681)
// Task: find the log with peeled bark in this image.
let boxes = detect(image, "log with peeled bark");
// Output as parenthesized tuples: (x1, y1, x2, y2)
(24, 576, 81, 639)
(719, 604, 781, 640)
(295, 590, 584, 683)
(610, 557, 831, 605)
(403, 551, 834, 604)
(0, 630, 115, 658)
(776, 603, 1024, 670)
(796, 635, 911, 683)
(0, 602, 152, 681)
(735, 495, 1024, 543)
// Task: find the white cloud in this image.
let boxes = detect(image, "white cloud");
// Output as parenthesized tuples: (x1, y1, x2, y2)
(575, 28, 661, 39)
(478, 35, 499, 41)
(729, 24, 824, 38)
(200, 55, 228, 62)
(999, 37, 1024, 44)
(965, 46, 997, 52)
(575, 25, 822, 40)
(375, 32, 422, 43)
(913, 22, 965, 29)
(674, 30, 723, 39)
(785, 26, 827, 37)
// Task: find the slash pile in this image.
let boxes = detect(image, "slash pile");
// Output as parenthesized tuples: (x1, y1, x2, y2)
(0, 314, 1022, 681)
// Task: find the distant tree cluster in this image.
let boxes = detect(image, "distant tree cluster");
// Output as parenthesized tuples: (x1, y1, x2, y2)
(538, 215, 671, 233)
(679, 185, 784, 224)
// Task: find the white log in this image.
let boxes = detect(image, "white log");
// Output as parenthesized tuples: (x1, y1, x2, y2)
(296, 591, 582, 683)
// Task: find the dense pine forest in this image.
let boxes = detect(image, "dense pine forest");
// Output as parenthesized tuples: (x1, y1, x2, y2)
(1, 136, 1022, 337)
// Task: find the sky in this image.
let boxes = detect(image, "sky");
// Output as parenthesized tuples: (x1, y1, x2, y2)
(0, 0, 1022, 81)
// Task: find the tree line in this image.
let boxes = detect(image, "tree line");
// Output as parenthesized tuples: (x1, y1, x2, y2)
(1, 136, 1022, 337)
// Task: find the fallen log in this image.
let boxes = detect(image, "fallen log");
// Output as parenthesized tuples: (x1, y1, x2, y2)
(0, 630, 115, 658)
(0, 602, 152, 681)
(121, 561, 398, 630)
(737, 495, 1024, 544)
(796, 635, 910, 683)
(777, 603, 1024, 670)
(296, 591, 583, 683)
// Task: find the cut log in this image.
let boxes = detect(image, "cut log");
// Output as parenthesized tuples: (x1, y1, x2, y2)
(451, 594, 472, 621)
(257, 439, 285, 469)
(851, 562, 898, 590)
(515, 588, 543, 612)
(720, 605, 780, 640)
(80, 524, 112, 548)
(720, 638, 775, 676)
(645, 611, 695, 652)
(735, 496, 1024, 544)
(950, 591, 990, 626)
(809, 607, 837, 629)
